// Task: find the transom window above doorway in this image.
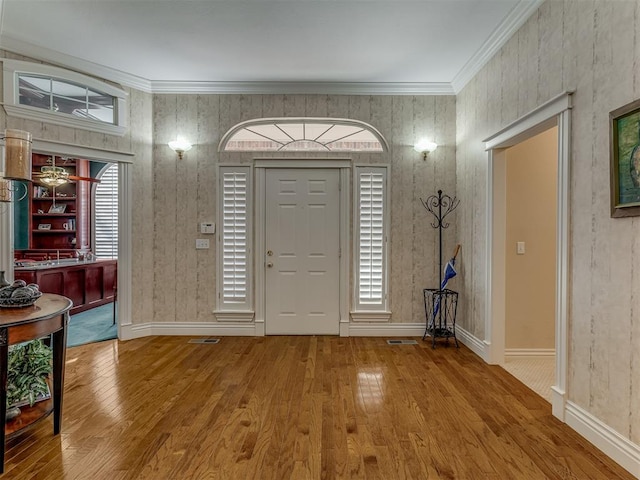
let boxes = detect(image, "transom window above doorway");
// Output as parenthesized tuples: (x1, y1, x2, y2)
(3, 59, 128, 136)
(219, 118, 388, 152)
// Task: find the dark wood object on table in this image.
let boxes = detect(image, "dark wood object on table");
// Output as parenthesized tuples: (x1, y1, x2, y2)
(0, 293, 72, 474)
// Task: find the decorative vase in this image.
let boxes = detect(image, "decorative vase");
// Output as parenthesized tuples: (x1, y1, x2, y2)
(0, 271, 9, 288)
(6, 406, 20, 421)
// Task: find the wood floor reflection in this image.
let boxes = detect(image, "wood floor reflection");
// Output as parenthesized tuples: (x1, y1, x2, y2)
(2, 336, 633, 479)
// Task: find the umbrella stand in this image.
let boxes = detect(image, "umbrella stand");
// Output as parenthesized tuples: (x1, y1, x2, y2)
(420, 190, 460, 348)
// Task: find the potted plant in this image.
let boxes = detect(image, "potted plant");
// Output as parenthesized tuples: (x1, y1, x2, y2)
(6, 340, 52, 421)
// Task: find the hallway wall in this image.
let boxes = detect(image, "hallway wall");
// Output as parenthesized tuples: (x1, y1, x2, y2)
(456, 0, 640, 446)
(505, 127, 557, 350)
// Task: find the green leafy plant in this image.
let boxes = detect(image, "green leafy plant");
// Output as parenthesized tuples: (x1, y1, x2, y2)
(7, 340, 52, 408)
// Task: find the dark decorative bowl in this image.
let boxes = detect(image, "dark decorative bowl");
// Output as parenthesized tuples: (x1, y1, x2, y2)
(0, 291, 42, 308)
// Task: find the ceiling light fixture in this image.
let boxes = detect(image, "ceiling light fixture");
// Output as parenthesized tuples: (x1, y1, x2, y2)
(39, 165, 70, 187)
(168, 139, 192, 160)
(414, 140, 438, 160)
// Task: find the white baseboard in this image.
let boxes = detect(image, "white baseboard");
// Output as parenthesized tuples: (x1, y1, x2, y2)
(120, 322, 258, 340)
(505, 348, 555, 358)
(346, 322, 425, 337)
(565, 401, 640, 478)
(345, 322, 490, 360)
(339, 320, 350, 337)
(120, 321, 429, 340)
(212, 310, 255, 322)
(551, 386, 565, 421)
(455, 325, 488, 361)
(349, 311, 392, 322)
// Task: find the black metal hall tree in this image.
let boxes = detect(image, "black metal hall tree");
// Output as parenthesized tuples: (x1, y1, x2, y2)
(420, 190, 460, 348)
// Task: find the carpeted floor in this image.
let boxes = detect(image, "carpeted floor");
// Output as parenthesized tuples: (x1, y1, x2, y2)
(503, 356, 555, 403)
(67, 303, 117, 348)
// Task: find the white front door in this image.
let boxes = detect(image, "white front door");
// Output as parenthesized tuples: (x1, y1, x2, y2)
(265, 168, 340, 335)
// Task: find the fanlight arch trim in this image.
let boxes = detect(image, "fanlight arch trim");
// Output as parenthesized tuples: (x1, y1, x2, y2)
(219, 118, 389, 153)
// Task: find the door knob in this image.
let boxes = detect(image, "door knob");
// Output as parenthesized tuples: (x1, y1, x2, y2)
(267, 262, 273, 268)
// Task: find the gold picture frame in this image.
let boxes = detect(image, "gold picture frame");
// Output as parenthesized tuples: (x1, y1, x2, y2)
(610, 98, 640, 217)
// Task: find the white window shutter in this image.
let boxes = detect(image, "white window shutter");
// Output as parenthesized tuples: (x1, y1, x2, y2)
(356, 168, 387, 309)
(94, 164, 118, 258)
(221, 171, 248, 304)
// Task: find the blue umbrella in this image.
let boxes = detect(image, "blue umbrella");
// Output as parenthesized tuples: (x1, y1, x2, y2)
(432, 244, 461, 320)
(440, 244, 460, 290)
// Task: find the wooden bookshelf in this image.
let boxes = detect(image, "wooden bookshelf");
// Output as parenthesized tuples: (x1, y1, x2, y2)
(29, 154, 90, 251)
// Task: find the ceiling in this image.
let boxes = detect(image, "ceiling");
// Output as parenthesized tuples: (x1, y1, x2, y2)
(0, 0, 541, 94)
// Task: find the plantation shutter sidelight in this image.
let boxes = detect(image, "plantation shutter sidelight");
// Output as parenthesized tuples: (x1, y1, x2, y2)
(356, 168, 387, 310)
(222, 171, 248, 303)
(94, 164, 118, 258)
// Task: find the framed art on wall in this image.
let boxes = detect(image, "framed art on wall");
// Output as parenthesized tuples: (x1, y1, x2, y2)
(48, 204, 66, 214)
(610, 98, 640, 217)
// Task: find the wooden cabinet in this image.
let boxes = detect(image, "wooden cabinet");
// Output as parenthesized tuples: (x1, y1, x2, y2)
(28, 154, 90, 252)
(15, 260, 117, 315)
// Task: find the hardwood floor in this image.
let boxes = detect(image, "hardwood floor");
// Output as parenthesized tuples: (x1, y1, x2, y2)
(2, 336, 633, 479)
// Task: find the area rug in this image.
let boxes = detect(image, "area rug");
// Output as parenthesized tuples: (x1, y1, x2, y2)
(67, 303, 117, 348)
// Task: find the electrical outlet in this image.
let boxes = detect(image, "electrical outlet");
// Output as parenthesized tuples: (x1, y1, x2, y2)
(195, 239, 210, 249)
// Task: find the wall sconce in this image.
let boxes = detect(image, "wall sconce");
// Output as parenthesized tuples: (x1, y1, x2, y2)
(2, 129, 32, 181)
(168, 139, 192, 160)
(414, 139, 438, 160)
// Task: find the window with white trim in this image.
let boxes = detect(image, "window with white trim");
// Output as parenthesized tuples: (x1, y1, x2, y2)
(93, 164, 118, 259)
(217, 166, 252, 311)
(355, 167, 388, 312)
(3, 59, 128, 136)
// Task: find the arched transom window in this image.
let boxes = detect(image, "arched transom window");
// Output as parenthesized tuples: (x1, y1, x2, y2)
(219, 118, 388, 152)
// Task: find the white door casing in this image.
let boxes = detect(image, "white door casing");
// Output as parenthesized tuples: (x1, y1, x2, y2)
(484, 91, 572, 421)
(264, 168, 341, 335)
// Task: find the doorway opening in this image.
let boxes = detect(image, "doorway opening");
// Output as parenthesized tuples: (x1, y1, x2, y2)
(67, 161, 120, 348)
(484, 92, 572, 420)
(497, 127, 558, 402)
(4, 141, 133, 347)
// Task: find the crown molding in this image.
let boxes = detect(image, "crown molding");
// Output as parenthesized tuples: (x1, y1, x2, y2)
(0, 34, 153, 93)
(0, 34, 454, 96)
(150, 80, 454, 95)
(451, 0, 544, 94)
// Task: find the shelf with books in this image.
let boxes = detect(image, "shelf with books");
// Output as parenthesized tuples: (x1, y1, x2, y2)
(28, 154, 90, 251)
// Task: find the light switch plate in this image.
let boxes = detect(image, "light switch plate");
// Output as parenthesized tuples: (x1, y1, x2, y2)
(516, 241, 525, 255)
(195, 239, 210, 249)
